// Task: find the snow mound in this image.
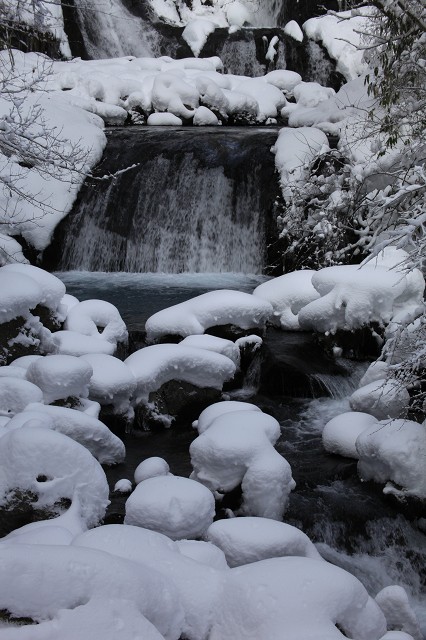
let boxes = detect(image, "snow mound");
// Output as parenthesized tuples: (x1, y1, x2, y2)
(265, 70, 302, 93)
(26, 354, 93, 404)
(206, 517, 321, 567)
(193, 400, 261, 434)
(147, 112, 183, 126)
(64, 299, 128, 345)
(16, 403, 125, 464)
(179, 334, 241, 368)
(134, 457, 170, 484)
(52, 330, 117, 356)
(349, 379, 410, 420)
(211, 556, 387, 639)
(376, 585, 422, 640)
(176, 539, 229, 570)
(0, 427, 109, 527)
(114, 479, 133, 494)
(253, 270, 320, 330)
(145, 290, 272, 342)
(125, 475, 215, 540)
(0, 377, 43, 417)
(293, 81, 335, 108)
(284, 20, 303, 42)
(356, 419, 426, 500)
(182, 19, 217, 57)
(193, 105, 219, 125)
(1, 264, 65, 312)
(359, 361, 390, 387)
(9, 355, 43, 370)
(322, 411, 378, 458)
(190, 410, 295, 520)
(0, 366, 27, 379)
(225, 2, 251, 31)
(0, 544, 183, 640)
(125, 344, 236, 404)
(80, 353, 136, 416)
(0, 270, 43, 324)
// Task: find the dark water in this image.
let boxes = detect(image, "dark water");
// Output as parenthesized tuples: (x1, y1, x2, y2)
(56, 272, 426, 633)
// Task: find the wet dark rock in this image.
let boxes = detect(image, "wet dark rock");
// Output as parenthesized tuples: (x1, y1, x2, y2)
(0, 490, 70, 538)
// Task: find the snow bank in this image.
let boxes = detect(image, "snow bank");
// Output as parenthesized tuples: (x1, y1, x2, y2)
(193, 400, 261, 434)
(0, 427, 109, 526)
(14, 403, 125, 464)
(134, 457, 170, 484)
(190, 410, 295, 519)
(253, 270, 320, 330)
(0, 543, 183, 640)
(145, 290, 272, 342)
(80, 353, 136, 416)
(64, 299, 127, 345)
(206, 517, 321, 567)
(322, 411, 378, 458)
(356, 419, 426, 500)
(125, 344, 236, 404)
(26, 354, 93, 404)
(211, 556, 387, 639)
(349, 380, 410, 421)
(125, 475, 215, 539)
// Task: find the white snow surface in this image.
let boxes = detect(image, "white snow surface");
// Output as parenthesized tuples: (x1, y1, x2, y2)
(253, 270, 320, 330)
(25, 354, 93, 404)
(1, 264, 65, 312)
(147, 112, 183, 126)
(284, 20, 304, 42)
(0, 270, 43, 324)
(349, 379, 410, 421)
(145, 290, 272, 342)
(193, 400, 261, 434)
(190, 410, 295, 519)
(64, 299, 128, 345)
(322, 411, 378, 458)
(125, 344, 236, 404)
(0, 366, 27, 380)
(0, 427, 109, 527)
(52, 330, 117, 356)
(125, 474, 215, 539)
(356, 419, 426, 500)
(206, 517, 322, 567)
(176, 539, 229, 570)
(80, 353, 136, 416)
(134, 457, 170, 484)
(179, 334, 241, 368)
(375, 585, 422, 640)
(0, 377, 44, 417)
(182, 19, 217, 57)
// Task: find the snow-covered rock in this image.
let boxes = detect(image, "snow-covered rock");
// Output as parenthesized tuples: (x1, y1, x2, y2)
(125, 475, 215, 540)
(356, 419, 426, 500)
(190, 410, 295, 519)
(322, 411, 378, 459)
(0, 270, 43, 324)
(193, 105, 220, 125)
(134, 457, 170, 484)
(80, 353, 136, 416)
(114, 479, 133, 494)
(64, 299, 128, 345)
(26, 354, 93, 404)
(176, 539, 229, 570)
(179, 334, 240, 368)
(52, 330, 117, 356)
(375, 585, 422, 640)
(284, 20, 303, 42)
(193, 400, 261, 434)
(147, 112, 183, 126)
(1, 264, 65, 313)
(0, 377, 43, 417)
(349, 380, 410, 420)
(253, 270, 320, 330)
(145, 290, 272, 342)
(182, 19, 217, 57)
(206, 517, 321, 567)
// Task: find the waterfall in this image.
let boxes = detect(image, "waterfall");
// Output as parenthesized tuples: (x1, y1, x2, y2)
(53, 128, 278, 274)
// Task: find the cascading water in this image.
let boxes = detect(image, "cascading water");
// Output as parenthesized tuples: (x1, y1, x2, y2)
(51, 127, 278, 274)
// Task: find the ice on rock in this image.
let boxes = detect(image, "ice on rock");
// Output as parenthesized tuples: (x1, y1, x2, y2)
(0, 427, 109, 527)
(0, 270, 43, 324)
(80, 353, 136, 416)
(211, 556, 387, 639)
(180, 335, 241, 368)
(0, 377, 43, 417)
(193, 400, 261, 434)
(349, 379, 410, 420)
(206, 517, 321, 567)
(125, 475, 215, 540)
(125, 344, 236, 404)
(26, 354, 93, 404)
(145, 290, 272, 342)
(12, 404, 125, 464)
(52, 330, 117, 356)
(64, 299, 128, 345)
(190, 410, 295, 520)
(1, 264, 65, 313)
(322, 411, 378, 459)
(134, 457, 170, 484)
(176, 539, 229, 570)
(0, 544, 183, 640)
(182, 19, 217, 57)
(356, 419, 426, 500)
(253, 270, 320, 330)
(375, 585, 422, 640)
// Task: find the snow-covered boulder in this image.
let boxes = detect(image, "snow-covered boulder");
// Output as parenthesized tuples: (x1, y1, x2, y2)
(375, 585, 422, 640)
(182, 19, 217, 58)
(253, 270, 320, 330)
(193, 400, 261, 434)
(147, 112, 183, 126)
(125, 475, 215, 540)
(0, 544, 183, 640)
(206, 517, 321, 567)
(145, 290, 272, 343)
(176, 539, 229, 570)
(0, 427, 109, 528)
(356, 419, 426, 500)
(9, 355, 43, 370)
(293, 81, 335, 108)
(1, 264, 65, 314)
(0, 366, 27, 379)
(190, 410, 295, 520)
(284, 20, 304, 42)
(179, 334, 241, 368)
(349, 380, 410, 420)
(26, 354, 93, 404)
(64, 299, 128, 345)
(80, 353, 136, 417)
(322, 411, 378, 459)
(114, 479, 133, 494)
(210, 556, 387, 639)
(193, 105, 219, 125)
(235, 78, 286, 121)
(52, 330, 117, 356)
(0, 270, 44, 325)
(0, 377, 43, 417)
(358, 361, 390, 387)
(12, 404, 125, 465)
(134, 457, 170, 484)
(265, 69, 302, 93)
